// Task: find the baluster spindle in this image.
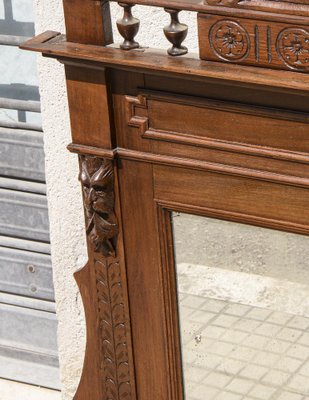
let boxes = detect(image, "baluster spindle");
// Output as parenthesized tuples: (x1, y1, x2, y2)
(163, 9, 188, 56)
(117, 3, 140, 50)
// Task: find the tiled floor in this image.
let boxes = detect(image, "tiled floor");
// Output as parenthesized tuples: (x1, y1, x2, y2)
(179, 294, 309, 400)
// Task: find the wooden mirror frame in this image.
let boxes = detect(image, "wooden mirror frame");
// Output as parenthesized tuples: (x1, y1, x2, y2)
(22, 1, 309, 399)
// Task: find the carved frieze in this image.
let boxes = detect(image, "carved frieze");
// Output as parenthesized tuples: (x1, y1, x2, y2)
(198, 14, 309, 72)
(203, 0, 309, 16)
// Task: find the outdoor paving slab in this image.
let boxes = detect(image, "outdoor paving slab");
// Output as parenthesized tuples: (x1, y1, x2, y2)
(0, 379, 61, 400)
(180, 295, 309, 400)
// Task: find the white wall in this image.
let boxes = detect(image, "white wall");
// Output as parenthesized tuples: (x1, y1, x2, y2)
(33, 2, 197, 399)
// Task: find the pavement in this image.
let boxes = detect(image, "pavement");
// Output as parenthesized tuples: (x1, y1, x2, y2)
(0, 379, 61, 400)
(179, 293, 309, 400)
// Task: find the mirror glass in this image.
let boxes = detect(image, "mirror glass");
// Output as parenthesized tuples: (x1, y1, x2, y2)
(173, 213, 309, 400)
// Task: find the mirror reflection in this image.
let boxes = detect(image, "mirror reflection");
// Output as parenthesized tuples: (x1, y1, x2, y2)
(172, 213, 309, 400)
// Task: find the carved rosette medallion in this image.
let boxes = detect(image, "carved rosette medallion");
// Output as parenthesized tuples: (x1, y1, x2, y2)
(276, 28, 309, 71)
(209, 20, 250, 61)
(79, 156, 118, 256)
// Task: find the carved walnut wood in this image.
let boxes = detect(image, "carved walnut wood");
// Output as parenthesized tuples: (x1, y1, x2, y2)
(198, 0, 309, 71)
(116, 3, 140, 50)
(79, 156, 118, 256)
(124, 92, 309, 167)
(163, 9, 188, 56)
(21, 0, 309, 399)
(198, 14, 309, 71)
(205, 0, 309, 13)
(77, 155, 135, 400)
(125, 95, 149, 135)
(95, 257, 132, 400)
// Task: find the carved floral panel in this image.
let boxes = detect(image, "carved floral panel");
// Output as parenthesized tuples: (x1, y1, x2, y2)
(204, 0, 309, 15)
(198, 14, 309, 72)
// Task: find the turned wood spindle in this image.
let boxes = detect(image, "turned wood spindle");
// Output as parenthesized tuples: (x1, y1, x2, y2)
(117, 3, 140, 50)
(164, 9, 188, 56)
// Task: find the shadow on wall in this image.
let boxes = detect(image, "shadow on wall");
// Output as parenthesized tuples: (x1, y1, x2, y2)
(0, 0, 40, 123)
(0, 0, 34, 36)
(0, 84, 40, 123)
(0, 83, 40, 101)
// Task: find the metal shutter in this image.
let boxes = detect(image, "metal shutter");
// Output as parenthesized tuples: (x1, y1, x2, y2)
(0, 0, 60, 390)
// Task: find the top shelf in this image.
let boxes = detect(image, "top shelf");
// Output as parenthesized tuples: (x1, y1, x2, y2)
(20, 31, 309, 95)
(108, 0, 309, 20)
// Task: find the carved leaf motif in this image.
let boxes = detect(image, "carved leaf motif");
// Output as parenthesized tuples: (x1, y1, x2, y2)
(95, 259, 132, 400)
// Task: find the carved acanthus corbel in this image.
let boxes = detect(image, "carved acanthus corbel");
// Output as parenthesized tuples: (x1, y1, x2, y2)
(79, 155, 118, 256)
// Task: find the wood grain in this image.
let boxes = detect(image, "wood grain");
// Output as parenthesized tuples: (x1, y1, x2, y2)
(118, 160, 171, 400)
(65, 66, 114, 149)
(154, 164, 309, 234)
(198, 14, 309, 71)
(20, 34, 309, 95)
(63, 0, 113, 45)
